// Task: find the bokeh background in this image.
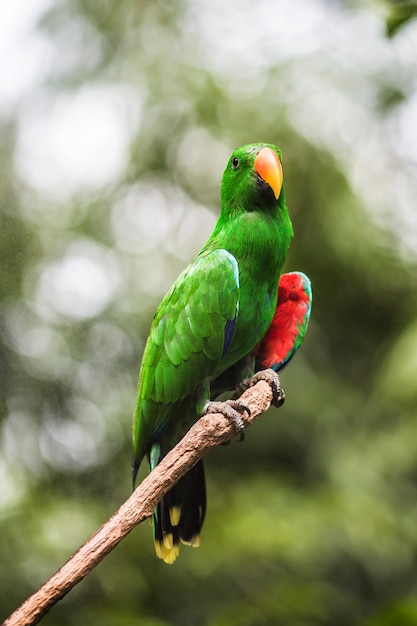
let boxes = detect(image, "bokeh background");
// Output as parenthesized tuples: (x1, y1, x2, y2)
(1, 0, 417, 624)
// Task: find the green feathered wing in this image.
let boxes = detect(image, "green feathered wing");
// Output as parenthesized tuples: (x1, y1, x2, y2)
(133, 247, 239, 464)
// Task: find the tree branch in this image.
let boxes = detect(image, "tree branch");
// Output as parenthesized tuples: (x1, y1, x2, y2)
(3, 379, 276, 626)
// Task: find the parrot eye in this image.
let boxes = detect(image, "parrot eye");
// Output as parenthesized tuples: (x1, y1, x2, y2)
(231, 157, 239, 170)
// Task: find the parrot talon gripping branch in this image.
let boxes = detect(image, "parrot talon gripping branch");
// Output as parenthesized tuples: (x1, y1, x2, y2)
(203, 398, 250, 439)
(132, 144, 312, 564)
(236, 368, 285, 408)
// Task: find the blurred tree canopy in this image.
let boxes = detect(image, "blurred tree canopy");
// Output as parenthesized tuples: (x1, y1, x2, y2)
(1, 0, 417, 624)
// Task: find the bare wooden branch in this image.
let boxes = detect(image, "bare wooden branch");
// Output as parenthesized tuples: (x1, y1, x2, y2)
(3, 379, 275, 626)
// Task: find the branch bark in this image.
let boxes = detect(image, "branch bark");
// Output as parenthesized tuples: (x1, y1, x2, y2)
(3, 379, 276, 626)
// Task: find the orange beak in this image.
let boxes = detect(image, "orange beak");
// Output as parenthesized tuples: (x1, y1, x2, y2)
(254, 147, 283, 200)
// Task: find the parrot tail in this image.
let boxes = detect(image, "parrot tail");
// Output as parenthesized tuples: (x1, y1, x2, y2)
(150, 443, 206, 564)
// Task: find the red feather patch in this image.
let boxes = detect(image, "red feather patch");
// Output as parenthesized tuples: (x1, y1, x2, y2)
(257, 272, 311, 371)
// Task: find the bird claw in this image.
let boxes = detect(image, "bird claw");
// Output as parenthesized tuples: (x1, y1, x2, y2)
(203, 399, 250, 441)
(236, 368, 285, 408)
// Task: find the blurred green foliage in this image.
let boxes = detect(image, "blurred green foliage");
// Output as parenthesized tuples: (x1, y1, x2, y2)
(383, 0, 417, 37)
(1, 0, 417, 624)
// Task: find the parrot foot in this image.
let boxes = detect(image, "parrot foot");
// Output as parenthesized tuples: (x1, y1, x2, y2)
(202, 399, 250, 441)
(236, 368, 285, 408)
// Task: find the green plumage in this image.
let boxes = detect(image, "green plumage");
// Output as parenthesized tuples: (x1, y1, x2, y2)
(132, 143, 293, 563)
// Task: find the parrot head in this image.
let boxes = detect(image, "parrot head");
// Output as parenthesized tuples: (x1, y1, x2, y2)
(220, 143, 284, 212)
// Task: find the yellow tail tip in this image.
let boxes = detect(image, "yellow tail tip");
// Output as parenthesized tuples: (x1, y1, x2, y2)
(154, 539, 180, 564)
(181, 534, 201, 548)
(169, 505, 182, 527)
(163, 532, 174, 549)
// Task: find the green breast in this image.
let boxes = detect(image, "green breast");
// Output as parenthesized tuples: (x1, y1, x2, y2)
(214, 209, 292, 374)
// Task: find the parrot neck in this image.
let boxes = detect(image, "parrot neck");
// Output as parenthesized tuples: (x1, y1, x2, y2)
(206, 203, 293, 279)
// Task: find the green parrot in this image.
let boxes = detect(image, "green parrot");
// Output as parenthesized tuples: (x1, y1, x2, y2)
(132, 143, 293, 563)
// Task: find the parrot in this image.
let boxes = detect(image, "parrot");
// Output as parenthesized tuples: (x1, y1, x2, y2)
(132, 143, 297, 564)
